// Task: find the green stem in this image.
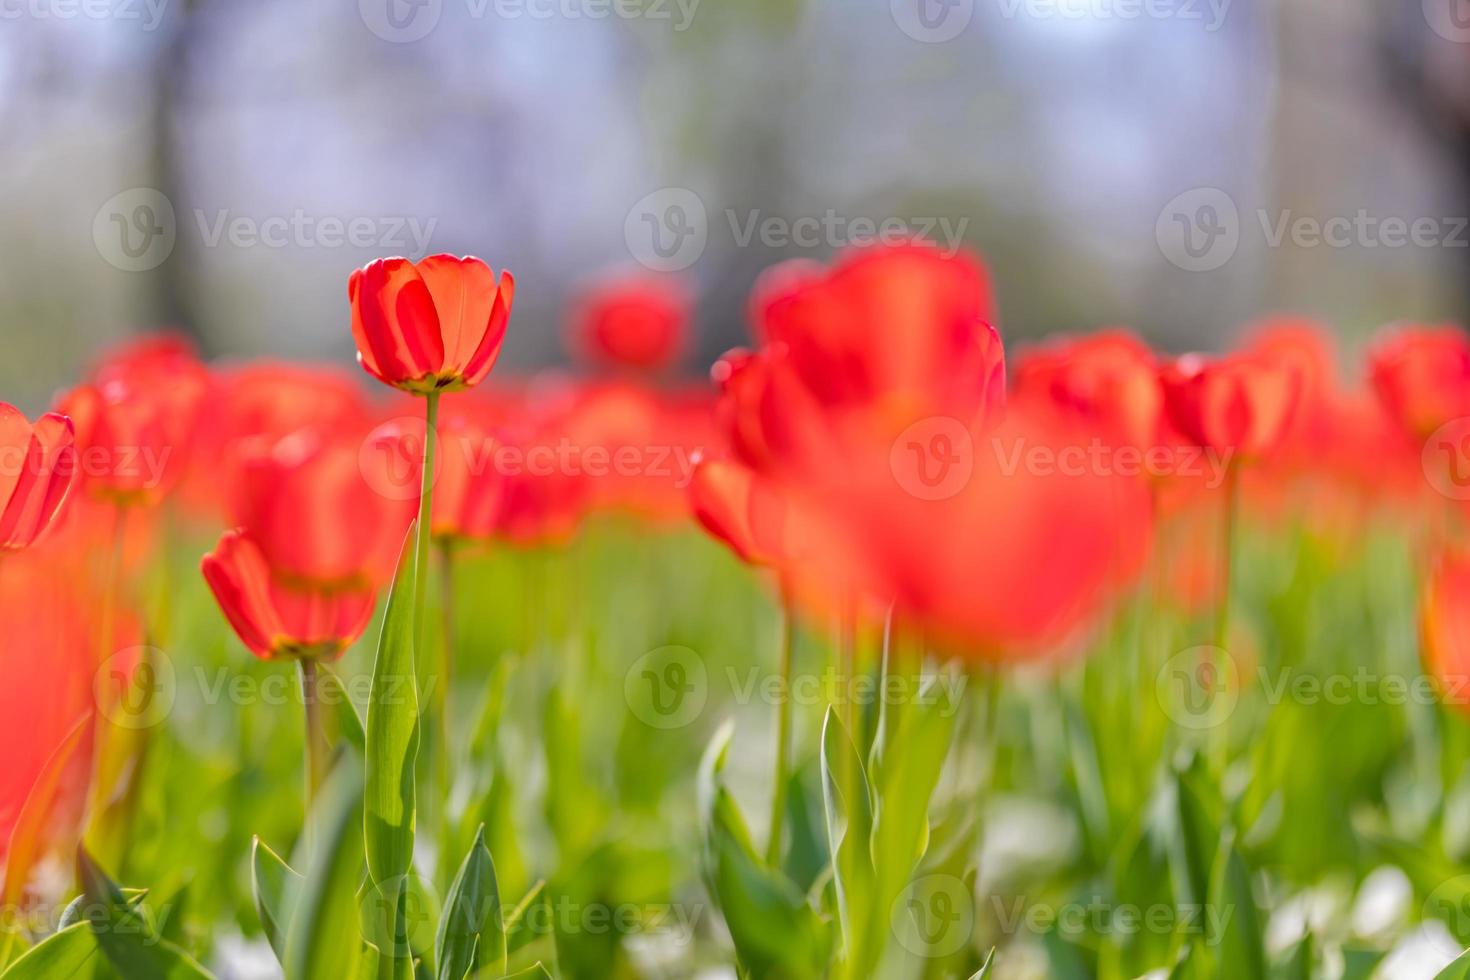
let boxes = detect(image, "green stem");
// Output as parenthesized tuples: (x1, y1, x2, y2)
(299, 659, 329, 812)
(1212, 465, 1240, 773)
(437, 540, 455, 866)
(414, 392, 440, 660)
(765, 587, 795, 868)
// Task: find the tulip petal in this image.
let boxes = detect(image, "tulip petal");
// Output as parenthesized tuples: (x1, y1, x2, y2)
(350, 258, 445, 386)
(202, 531, 285, 658)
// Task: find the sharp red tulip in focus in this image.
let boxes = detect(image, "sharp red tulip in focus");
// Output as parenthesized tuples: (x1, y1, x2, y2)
(349, 254, 515, 394)
(201, 529, 377, 661)
(1368, 324, 1470, 442)
(0, 404, 77, 553)
(571, 275, 688, 372)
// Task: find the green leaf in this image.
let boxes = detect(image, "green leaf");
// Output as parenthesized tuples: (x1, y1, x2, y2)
(503, 880, 546, 958)
(75, 847, 216, 979)
(2, 713, 91, 910)
(820, 707, 876, 976)
(969, 947, 996, 978)
(251, 836, 302, 964)
(868, 675, 959, 915)
(0, 924, 96, 979)
(1340, 946, 1386, 980)
(499, 965, 553, 979)
(700, 721, 829, 979)
(1175, 755, 1223, 908)
(436, 825, 504, 980)
(1206, 831, 1265, 979)
(1271, 932, 1311, 980)
(366, 521, 422, 887)
(284, 753, 367, 980)
(1439, 948, 1470, 979)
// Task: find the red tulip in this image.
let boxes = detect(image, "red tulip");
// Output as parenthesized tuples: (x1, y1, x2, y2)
(1422, 548, 1470, 712)
(1368, 324, 1470, 442)
(571, 275, 688, 371)
(201, 530, 376, 661)
(830, 406, 1153, 656)
(688, 456, 795, 567)
(1012, 329, 1162, 448)
(349, 254, 515, 394)
(233, 429, 413, 589)
(430, 410, 505, 542)
(718, 244, 1004, 492)
(1160, 351, 1301, 459)
(0, 404, 77, 553)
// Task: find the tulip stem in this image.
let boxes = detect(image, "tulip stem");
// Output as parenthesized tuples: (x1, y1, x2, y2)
(1212, 464, 1240, 773)
(765, 585, 795, 868)
(436, 539, 455, 862)
(299, 659, 328, 812)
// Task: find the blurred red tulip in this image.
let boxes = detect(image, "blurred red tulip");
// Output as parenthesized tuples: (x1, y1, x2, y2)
(1160, 351, 1301, 459)
(1012, 329, 1162, 448)
(201, 529, 376, 661)
(571, 275, 688, 371)
(1422, 547, 1470, 712)
(1368, 324, 1470, 442)
(0, 404, 77, 553)
(181, 362, 370, 522)
(430, 410, 504, 542)
(688, 456, 796, 567)
(234, 429, 413, 588)
(839, 406, 1153, 656)
(349, 254, 514, 394)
